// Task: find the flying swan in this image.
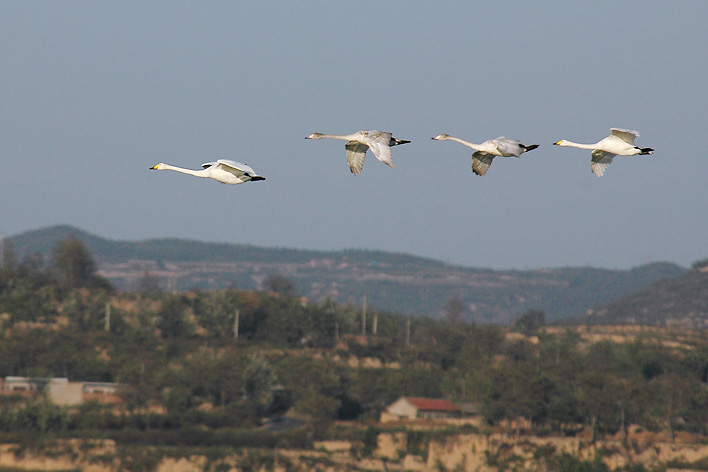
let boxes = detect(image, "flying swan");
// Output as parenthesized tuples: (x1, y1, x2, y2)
(305, 130, 410, 175)
(432, 134, 539, 176)
(553, 128, 653, 177)
(150, 159, 266, 184)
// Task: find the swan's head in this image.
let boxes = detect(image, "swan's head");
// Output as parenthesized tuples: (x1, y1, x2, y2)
(305, 133, 324, 140)
(553, 140, 569, 146)
(432, 134, 451, 140)
(150, 163, 166, 170)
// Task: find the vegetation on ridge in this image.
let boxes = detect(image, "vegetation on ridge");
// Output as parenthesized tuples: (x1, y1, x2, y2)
(6, 225, 688, 322)
(0, 236, 708, 451)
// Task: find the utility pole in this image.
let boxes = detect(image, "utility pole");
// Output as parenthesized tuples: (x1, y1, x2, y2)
(372, 312, 378, 336)
(233, 309, 240, 340)
(104, 302, 111, 332)
(361, 294, 367, 336)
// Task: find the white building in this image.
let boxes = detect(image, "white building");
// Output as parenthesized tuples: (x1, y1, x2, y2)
(384, 397, 461, 420)
(1, 377, 122, 406)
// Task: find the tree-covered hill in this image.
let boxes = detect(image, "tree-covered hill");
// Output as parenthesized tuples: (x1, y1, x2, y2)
(6, 225, 689, 322)
(1, 242, 708, 445)
(579, 268, 708, 328)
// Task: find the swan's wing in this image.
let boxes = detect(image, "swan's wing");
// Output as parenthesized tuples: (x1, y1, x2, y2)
(365, 130, 391, 143)
(363, 131, 394, 167)
(202, 161, 217, 169)
(492, 137, 524, 157)
(591, 150, 615, 177)
(610, 128, 638, 145)
(472, 152, 495, 176)
(215, 159, 257, 177)
(345, 141, 368, 175)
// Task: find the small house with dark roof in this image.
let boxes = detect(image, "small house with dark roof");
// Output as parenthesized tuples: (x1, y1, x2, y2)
(384, 396, 461, 420)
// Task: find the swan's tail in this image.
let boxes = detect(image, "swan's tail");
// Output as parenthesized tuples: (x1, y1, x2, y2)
(637, 147, 654, 155)
(523, 144, 540, 152)
(390, 138, 411, 147)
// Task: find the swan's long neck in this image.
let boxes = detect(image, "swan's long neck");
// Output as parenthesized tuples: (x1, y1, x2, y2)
(319, 133, 359, 141)
(558, 141, 598, 150)
(161, 164, 208, 178)
(443, 136, 483, 151)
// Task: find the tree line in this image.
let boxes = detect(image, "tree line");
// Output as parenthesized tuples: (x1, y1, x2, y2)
(0, 237, 707, 443)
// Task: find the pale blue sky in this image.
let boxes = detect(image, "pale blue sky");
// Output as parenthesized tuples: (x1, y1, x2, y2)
(2, 1, 707, 270)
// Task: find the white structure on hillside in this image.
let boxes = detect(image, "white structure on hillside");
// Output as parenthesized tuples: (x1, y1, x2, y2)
(385, 397, 461, 420)
(1, 377, 122, 406)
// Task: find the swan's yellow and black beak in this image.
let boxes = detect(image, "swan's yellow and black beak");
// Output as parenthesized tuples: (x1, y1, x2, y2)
(553, 141, 562, 145)
(149, 164, 159, 170)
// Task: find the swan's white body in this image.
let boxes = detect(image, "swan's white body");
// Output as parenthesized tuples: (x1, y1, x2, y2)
(150, 159, 265, 184)
(432, 134, 539, 176)
(553, 128, 653, 177)
(305, 130, 410, 175)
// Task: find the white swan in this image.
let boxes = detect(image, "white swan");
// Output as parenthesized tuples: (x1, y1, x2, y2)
(150, 159, 265, 184)
(305, 130, 410, 175)
(553, 128, 654, 177)
(432, 134, 539, 176)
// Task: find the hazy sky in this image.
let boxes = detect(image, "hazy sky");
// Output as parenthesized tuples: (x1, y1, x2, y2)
(2, 2, 707, 270)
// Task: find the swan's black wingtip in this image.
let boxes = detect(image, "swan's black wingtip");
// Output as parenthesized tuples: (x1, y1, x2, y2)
(390, 138, 411, 146)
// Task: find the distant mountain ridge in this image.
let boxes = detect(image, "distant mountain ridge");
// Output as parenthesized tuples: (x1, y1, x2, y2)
(579, 269, 708, 328)
(7, 225, 689, 323)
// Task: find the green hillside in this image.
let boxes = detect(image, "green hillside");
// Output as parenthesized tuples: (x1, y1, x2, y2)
(7, 225, 689, 322)
(1, 248, 708, 456)
(581, 269, 708, 328)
